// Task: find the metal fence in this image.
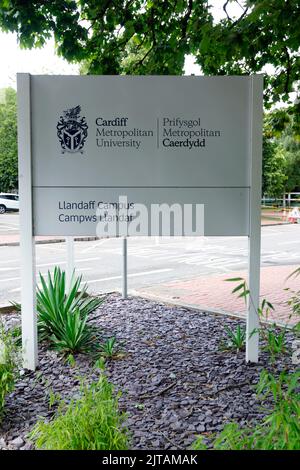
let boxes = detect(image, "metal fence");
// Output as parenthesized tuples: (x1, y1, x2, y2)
(262, 193, 300, 207)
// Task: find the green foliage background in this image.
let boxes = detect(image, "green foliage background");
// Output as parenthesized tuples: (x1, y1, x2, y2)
(0, 87, 18, 192)
(0, 1, 299, 194)
(263, 109, 300, 196)
(0, 1, 299, 109)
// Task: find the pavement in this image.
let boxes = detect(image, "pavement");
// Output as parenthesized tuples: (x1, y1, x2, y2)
(0, 213, 97, 245)
(133, 264, 300, 326)
(0, 210, 294, 246)
(261, 208, 299, 226)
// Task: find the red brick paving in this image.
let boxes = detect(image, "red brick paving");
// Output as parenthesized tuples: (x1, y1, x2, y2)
(136, 264, 300, 326)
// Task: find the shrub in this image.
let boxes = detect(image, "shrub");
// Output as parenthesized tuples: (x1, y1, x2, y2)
(0, 322, 17, 419)
(36, 268, 104, 354)
(30, 374, 129, 450)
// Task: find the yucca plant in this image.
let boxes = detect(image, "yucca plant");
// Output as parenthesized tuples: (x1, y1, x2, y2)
(37, 268, 104, 354)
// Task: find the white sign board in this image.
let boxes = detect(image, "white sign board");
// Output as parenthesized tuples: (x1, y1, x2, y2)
(17, 74, 263, 370)
(27, 75, 259, 236)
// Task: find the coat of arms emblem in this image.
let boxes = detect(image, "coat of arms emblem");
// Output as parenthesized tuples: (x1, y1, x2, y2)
(57, 105, 88, 153)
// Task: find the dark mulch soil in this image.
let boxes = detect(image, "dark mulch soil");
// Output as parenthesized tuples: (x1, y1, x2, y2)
(0, 294, 296, 450)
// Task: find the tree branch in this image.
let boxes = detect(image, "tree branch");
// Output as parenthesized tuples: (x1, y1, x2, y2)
(181, 0, 193, 41)
(229, 6, 249, 29)
(284, 46, 292, 94)
(223, 0, 232, 21)
(132, 45, 154, 71)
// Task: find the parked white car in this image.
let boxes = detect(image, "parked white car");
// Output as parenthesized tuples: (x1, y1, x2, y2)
(0, 193, 19, 213)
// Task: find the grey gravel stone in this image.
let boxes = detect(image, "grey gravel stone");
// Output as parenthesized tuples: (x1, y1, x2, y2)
(10, 437, 24, 449)
(197, 424, 206, 433)
(0, 437, 6, 449)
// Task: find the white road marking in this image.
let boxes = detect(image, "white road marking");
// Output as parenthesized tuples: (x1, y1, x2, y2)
(85, 268, 173, 284)
(8, 267, 92, 292)
(278, 240, 300, 246)
(0, 256, 104, 272)
(0, 276, 20, 283)
(80, 238, 110, 254)
(36, 244, 65, 251)
(0, 259, 19, 265)
(0, 266, 20, 272)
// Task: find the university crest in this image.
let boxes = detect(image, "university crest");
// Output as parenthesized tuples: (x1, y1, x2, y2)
(57, 105, 88, 153)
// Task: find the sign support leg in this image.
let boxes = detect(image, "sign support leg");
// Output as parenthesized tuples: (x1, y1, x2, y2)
(247, 235, 260, 362)
(17, 73, 38, 370)
(246, 75, 263, 363)
(122, 237, 128, 299)
(66, 236, 75, 290)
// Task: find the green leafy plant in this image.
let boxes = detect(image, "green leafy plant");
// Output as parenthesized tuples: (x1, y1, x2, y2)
(263, 325, 288, 360)
(48, 389, 61, 410)
(99, 337, 117, 358)
(225, 277, 250, 301)
(10, 269, 104, 355)
(94, 357, 106, 371)
(222, 324, 246, 352)
(0, 322, 18, 419)
(30, 374, 129, 450)
(9, 324, 22, 347)
(192, 370, 300, 450)
(97, 337, 126, 360)
(36, 268, 104, 354)
(225, 278, 289, 360)
(65, 353, 76, 367)
(286, 268, 300, 331)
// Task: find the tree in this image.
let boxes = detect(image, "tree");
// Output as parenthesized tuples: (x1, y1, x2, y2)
(279, 121, 300, 192)
(194, 0, 300, 110)
(0, 87, 18, 192)
(262, 136, 287, 198)
(263, 109, 300, 195)
(0, 1, 299, 109)
(285, 150, 300, 192)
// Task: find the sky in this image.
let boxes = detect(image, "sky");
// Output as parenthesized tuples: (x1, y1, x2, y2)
(0, 1, 244, 89)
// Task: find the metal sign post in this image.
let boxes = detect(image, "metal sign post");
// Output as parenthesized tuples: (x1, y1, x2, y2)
(17, 74, 38, 370)
(246, 75, 263, 362)
(66, 236, 75, 290)
(122, 237, 128, 299)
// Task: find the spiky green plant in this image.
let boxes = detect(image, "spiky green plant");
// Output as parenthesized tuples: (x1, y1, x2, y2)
(36, 268, 104, 353)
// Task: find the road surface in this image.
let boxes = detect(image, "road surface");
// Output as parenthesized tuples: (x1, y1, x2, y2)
(0, 214, 299, 307)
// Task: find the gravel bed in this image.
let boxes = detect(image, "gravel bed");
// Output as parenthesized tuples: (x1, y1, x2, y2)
(0, 294, 297, 450)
